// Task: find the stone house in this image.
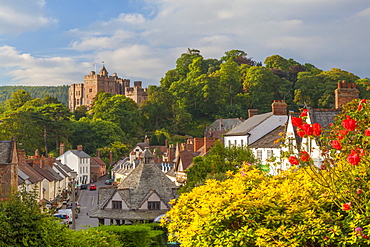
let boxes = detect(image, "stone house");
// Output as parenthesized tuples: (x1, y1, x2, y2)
(89, 148, 178, 225)
(0, 138, 18, 198)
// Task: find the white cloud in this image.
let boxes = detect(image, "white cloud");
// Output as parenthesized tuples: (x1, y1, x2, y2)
(0, 1, 57, 35)
(0, 46, 84, 86)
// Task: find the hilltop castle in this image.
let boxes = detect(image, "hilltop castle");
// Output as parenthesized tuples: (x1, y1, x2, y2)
(68, 66, 148, 111)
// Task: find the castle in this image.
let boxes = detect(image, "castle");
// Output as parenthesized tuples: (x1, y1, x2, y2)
(68, 66, 148, 111)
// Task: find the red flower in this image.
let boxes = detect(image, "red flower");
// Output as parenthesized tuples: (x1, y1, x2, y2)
(343, 202, 352, 211)
(288, 156, 299, 165)
(358, 99, 366, 111)
(292, 117, 303, 127)
(342, 115, 357, 131)
(300, 151, 310, 162)
(302, 123, 313, 136)
(356, 148, 365, 156)
(331, 140, 342, 150)
(363, 235, 369, 239)
(297, 129, 305, 137)
(365, 128, 370, 136)
(357, 188, 362, 194)
(347, 150, 360, 165)
(300, 109, 308, 117)
(312, 123, 321, 136)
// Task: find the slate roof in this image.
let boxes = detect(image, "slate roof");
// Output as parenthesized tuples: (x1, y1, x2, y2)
(70, 150, 91, 158)
(205, 118, 243, 132)
(309, 109, 340, 128)
(0, 141, 12, 164)
(45, 165, 63, 181)
(33, 165, 56, 182)
(18, 169, 30, 185)
(89, 148, 178, 221)
(18, 162, 44, 184)
(224, 112, 273, 136)
(249, 125, 286, 148)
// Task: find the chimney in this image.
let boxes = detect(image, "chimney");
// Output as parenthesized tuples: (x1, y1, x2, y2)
(77, 145, 83, 151)
(59, 143, 65, 156)
(271, 100, 287, 115)
(97, 150, 100, 158)
(335, 80, 359, 109)
(248, 109, 259, 118)
(34, 149, 40, 159)
(219, 118, 223, 130)
(17, 149, 27, 164)
(165, 139, 168, 147)
(204, 137, 217, 153)
(193, 138, 204, 152)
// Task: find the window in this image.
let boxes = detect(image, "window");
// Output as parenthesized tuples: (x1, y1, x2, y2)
(241, 139, 244, 147)
(267, 150, 273, 158)
(148, 201, 161, 210)
(257, 150, 262, 160)
(89, 88, 92, 93)
(112, 201, 122, 209)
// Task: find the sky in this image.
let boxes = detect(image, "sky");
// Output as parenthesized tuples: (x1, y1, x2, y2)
(0, 0, 369, 88)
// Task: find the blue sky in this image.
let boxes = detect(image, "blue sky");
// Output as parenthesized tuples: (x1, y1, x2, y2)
(0, 0, 369, 87)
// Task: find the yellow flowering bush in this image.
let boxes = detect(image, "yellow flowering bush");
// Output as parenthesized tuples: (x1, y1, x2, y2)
(164, 166, 342, 246)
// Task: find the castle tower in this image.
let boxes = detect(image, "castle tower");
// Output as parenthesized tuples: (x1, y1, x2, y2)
(335, 80, 359, 109)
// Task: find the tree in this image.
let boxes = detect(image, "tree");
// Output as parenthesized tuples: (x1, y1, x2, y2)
(149, 134, 159, 145)
(175, 49, 202, 80)
(181, 141, 258, 192)
(91, 92, 142, 137)
(218, 58, 242, 105)
(221, 50, 256, 66)
(264, 55, 290, 71)
(5, 89, 33, 111)
(294, 71, 325, 108)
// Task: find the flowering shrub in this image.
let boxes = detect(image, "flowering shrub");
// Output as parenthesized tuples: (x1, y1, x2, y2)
(164, 98, 370, 246)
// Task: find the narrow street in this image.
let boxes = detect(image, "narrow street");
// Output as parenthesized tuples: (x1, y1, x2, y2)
(74, 175, 110, 230)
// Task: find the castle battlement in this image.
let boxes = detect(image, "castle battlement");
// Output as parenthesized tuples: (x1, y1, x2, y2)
(68, 66, 148, 111)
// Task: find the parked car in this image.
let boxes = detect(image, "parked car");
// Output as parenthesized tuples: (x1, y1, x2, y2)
(58, 208, 77, 220)
(89, 184, 97, 190)
(67, 201, 81, 213)
(80, 184, 87, 189)
(54, 212, 71, 224)
(105, 179, 114, 185)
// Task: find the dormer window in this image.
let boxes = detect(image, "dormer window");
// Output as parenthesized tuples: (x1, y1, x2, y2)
(112, 201, 122, 209)
(148, 201, 160, 210)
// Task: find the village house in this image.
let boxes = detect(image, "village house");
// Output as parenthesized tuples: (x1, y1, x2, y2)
(89, 148, 178, 225)
(57, 144, 90, 186)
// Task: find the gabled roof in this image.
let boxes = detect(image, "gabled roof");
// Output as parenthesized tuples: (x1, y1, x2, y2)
(309, 109, 340, 128)
(18, 168, 30, 185)
(206, 118, 243, 131)
(249, 125, 286, 148)
(224, 112, 273, 136)
(33, 165, 56, 182)
(69, 150, 91, 158)
(18, 163, 44, 184)
(53, 161, 69, 177)
(177, 150, 201, 171)
(45, 165, 63, 181)
(90, 157, 106, 167)
(116, 161, 178, 209)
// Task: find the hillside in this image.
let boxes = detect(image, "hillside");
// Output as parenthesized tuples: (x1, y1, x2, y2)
(0, 85, 69, 105)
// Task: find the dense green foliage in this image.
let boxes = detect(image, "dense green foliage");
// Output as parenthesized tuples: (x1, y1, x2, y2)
(0, 85, 69, 105)
(181, 141, 260, 192)
(0, 190, 167, 246)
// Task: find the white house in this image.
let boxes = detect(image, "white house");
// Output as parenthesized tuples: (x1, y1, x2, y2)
(57, 145, 91, 185)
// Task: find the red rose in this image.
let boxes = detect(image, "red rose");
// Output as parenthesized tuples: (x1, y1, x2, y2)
(347, 150, 360, 165)
(288, 156, 299, 165)
(358, 99, 366, 111)
(296, 129, 305, 137)
(292, 117, 303, 127)
(300, 151, 310, 162)
(365, 128, 370, 136)
(342, 115, 357, 131)
(331, 140, 342, 150)
(343, 202, 351, 211)
(302, 123, 313, 136)
(312, 123, 321, 136)
(300, 109, 308, 117)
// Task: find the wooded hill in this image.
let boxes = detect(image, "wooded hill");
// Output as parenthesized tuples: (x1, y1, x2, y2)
(0, 85, 69, 105)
